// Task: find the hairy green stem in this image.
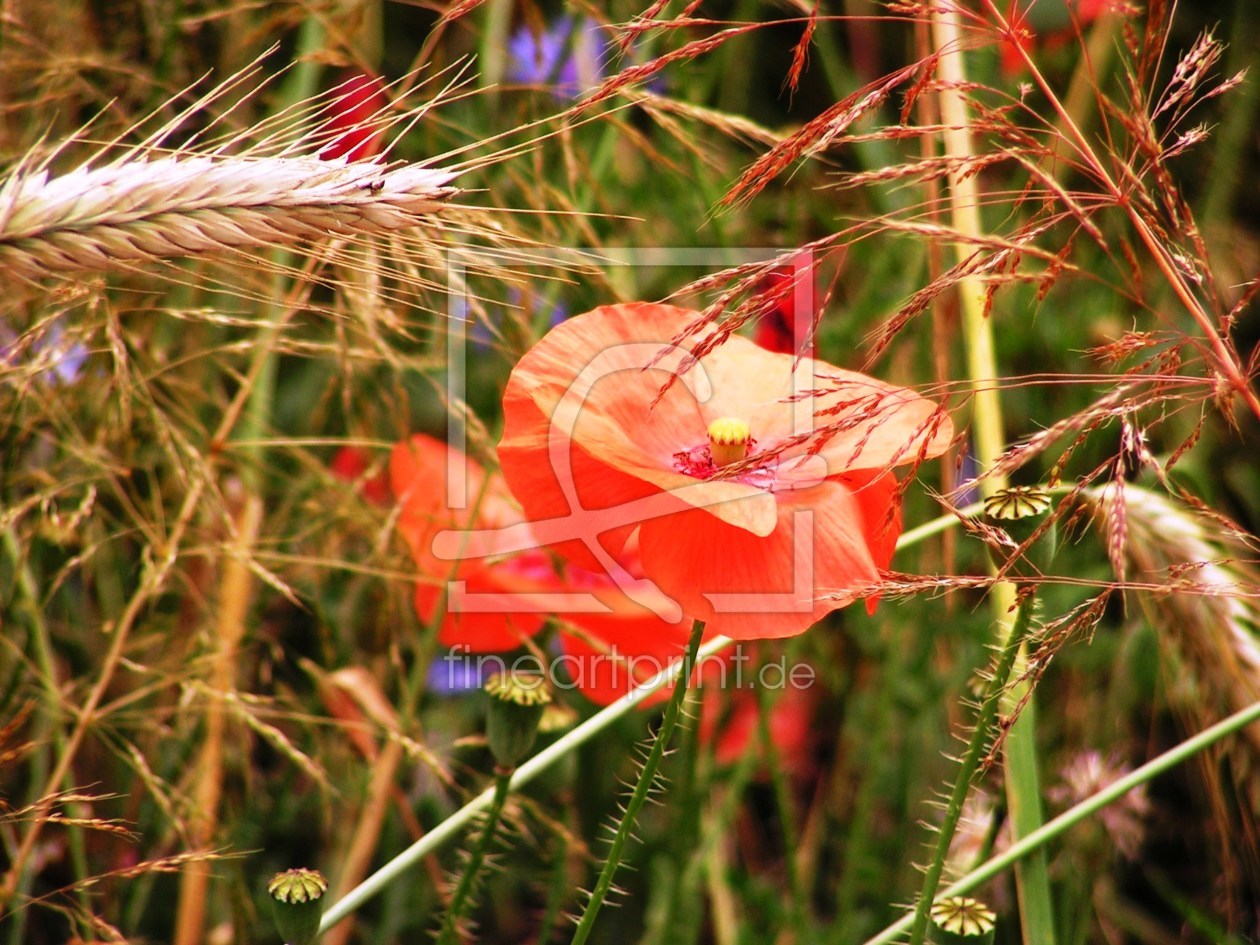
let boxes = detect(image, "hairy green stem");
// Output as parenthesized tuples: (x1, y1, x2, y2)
(535, 832, 571, 945)
(434, 769, 512, 945)
(866, 697, 1260, 945)
(318, 628, 725, 934)
(830, 619, 916, 943)
(755, 680, 808, 929)
(568, 618, 706, 945)
(908, 596, 1037, 944)
(650, 686, 706, 945)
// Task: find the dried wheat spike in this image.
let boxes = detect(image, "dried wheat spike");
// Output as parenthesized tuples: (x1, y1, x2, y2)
(0, 154, 458, 280)
(1089, 484, 1260, 746)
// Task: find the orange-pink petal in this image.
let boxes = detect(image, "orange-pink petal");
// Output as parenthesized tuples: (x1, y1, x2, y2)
(499, 303, 781, 540)
(415, 578, 547, 652)
(636, 478, 884, 640)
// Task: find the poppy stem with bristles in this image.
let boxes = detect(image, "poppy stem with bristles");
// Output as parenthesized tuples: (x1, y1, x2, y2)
(434, 769, 513, 945)
(568, 618, 706, 945)
(908, 593, 1038, 945)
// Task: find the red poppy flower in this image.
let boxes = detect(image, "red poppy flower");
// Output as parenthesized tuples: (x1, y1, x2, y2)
(391, 434, 556, 652)
(999, 0, 1110, 76)
(330, 445, 391, 506)
(319, 72, 390, 161)
(391, 433, 714, 705)
(751, 251, 821, 356)
(495, 302, 952, 640)
(705, 683, 817, 777)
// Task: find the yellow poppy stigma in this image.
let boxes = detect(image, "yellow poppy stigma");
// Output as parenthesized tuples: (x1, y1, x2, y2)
(707, 417, 752, 467)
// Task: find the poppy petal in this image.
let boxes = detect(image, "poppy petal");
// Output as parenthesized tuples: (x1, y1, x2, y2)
(391, 433, 558, 651)
(637, 478, 882, 639)
(555, 601, 710, 706)
(501, 365, 777, 574)
(415, 578, 547, 652)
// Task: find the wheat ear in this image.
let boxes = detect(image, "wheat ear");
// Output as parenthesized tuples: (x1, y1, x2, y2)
(1089, 484, 1260, 745)
(0, 154, 458, 280)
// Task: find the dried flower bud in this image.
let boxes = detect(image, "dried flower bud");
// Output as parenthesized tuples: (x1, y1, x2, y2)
(484, 671, 552, 768)
(267, 868, 327, 945)
(984, 484, 1055, 574)
(929, 895, 996, 945)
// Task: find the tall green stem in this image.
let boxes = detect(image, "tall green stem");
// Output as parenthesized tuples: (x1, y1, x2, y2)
(931, 10, 1055, 943)
(434, 770, 512, 945)
(755, 681, 807, 929)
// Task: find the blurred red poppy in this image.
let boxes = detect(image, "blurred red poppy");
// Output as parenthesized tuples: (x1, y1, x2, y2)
(391, 433, 714, 705)
(751, 251, 821, 356)
(497, 303, 952, 640)
(391, 434, 556, 652)
(319, 72, 390, 161)
(330, 445, 391, 506)
(705, 683, 817, 777)
(999, 0, 1110, 76)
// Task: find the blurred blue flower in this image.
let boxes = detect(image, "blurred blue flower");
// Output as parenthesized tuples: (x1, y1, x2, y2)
(427, 649, 488, 696)
(2, 320, 88, 386)
(470, 297, 570, 353)
(506, 16, 609, 101)
(954, 445, 982, 508)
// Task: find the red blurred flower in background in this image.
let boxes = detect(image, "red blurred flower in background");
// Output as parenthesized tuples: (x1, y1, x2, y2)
(330, 445, 391, 506)
(391, 433, 713, 705)
(495, 302, 952, 640)
(750, 251, 822, 356)
(999, 0, 1111, 76)
(319, 72, 390, 161)
(392, 434, 556, 652)
(705, 683, 818, 778)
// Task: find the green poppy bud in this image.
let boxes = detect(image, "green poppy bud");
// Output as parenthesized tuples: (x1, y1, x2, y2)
(928, 895, 996, 945)
(484, 671, 552, 769)
(267, 868, 327, 945)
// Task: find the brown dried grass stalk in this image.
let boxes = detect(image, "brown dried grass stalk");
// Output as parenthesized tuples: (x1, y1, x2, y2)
(0, 153, 458, 280)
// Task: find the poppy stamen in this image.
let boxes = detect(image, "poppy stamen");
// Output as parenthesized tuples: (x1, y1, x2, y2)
(708, 417, 752, 467)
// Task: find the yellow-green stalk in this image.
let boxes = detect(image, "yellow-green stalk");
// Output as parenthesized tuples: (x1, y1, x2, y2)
(930, 9, 1055, 945)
